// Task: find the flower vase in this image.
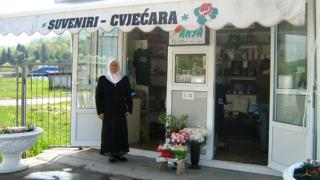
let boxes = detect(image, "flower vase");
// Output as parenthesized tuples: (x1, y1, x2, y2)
(189, 143, 201, 169)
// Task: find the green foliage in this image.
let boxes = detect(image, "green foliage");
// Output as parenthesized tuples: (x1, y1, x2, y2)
(294, 160, 320, 179)
(0, 33, 71, 65)
(159, 113, 188, 133)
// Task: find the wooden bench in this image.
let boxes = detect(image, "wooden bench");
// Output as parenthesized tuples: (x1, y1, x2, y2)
(156, 157, 187, 175)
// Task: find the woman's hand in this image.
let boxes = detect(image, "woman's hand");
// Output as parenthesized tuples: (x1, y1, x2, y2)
(98, 113, 104, 120)
(125, 112, 131, 120)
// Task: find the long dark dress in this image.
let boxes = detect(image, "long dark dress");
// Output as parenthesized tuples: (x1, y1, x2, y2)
(95, 75, 133, 156)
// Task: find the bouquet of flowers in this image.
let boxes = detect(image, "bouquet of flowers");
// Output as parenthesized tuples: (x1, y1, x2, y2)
(156, 143, 174, 158)
(172, 144, 188, 159)
(183, 126, 209, 145)
(170, 130, 189, 144)
(294, 159, 320, 179)
(0, 124, 35, 134)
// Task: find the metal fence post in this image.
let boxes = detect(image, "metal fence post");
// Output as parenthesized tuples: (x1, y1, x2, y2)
(15, 66, 19, 126)
(21, 65, 27, 126)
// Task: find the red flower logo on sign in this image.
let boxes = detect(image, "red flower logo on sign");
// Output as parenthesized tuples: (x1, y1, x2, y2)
(200, 3, 213, 16)
(174, 25, 183, 33)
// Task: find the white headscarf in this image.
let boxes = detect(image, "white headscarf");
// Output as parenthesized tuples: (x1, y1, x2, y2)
(105, 58, 123, 84)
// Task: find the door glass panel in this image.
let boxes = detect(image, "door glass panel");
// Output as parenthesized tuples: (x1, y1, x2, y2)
(97, 30, 118, 77)
(275, 21, 307, 126)
(276, 22, 307, 89)
(276, 94, 306, 126)
(77, 30, 118, 109)
(175, 54, 206, 84)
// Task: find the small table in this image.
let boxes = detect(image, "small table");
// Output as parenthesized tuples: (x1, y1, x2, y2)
(156, 157, 187, 175)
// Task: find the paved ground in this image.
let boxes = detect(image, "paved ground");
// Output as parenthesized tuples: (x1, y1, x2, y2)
(0, 148, 282, 180)
(0, 158, 136, 180)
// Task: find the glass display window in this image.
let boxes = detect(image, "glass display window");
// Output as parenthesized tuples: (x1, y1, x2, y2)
(174, 54, 206, 84)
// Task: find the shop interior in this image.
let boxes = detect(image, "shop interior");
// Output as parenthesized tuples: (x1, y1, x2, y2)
(126, 28, 168, 151)
(214, 24, 270, 165)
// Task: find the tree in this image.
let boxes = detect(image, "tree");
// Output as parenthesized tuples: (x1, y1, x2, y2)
(61, 51, 71, 63)
(33, 50, 40, 61)
(6, 48, 13, 65)
(16, 43, 27, 65)
(0, 49, 6, 65)
(41, 43, 47, 63)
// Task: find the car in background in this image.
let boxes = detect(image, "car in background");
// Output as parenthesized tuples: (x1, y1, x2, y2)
(30, 66, 59, 76)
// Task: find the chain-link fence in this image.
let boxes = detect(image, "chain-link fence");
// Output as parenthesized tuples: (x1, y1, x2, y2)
(0, 66, 20, 127)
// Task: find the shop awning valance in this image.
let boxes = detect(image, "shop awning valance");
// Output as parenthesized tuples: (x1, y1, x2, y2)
(0, 0, 305, 35)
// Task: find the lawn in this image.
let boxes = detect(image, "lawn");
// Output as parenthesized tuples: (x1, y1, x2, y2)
(0, 101, 71, 158)
(0, 77, 70, 99)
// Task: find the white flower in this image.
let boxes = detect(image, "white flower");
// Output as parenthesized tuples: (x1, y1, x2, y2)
(183, 126, 209, 144)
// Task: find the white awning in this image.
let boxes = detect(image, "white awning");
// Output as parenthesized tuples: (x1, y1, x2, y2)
(0, 0, 305, 35)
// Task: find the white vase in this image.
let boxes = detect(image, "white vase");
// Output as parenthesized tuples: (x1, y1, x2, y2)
(225, 49, 235, 60)
(283, 162, 303, 180)
(0, 127, 43, 173)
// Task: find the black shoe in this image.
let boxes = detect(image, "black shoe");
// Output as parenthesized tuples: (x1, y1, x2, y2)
(115, 155, 127, 162)
(109, 156, 116, 163)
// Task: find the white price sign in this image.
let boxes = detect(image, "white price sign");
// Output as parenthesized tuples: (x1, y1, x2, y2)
(182, 91, 194, 100)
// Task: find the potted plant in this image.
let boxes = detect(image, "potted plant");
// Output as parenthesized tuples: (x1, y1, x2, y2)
(0, 125, 43, 173)
(183, 126, 209, 169)
(225, 34, 241, 60)
(283, 159, 320, 180)
(158, 113, 188, 137)
(172, 144, 188, 160)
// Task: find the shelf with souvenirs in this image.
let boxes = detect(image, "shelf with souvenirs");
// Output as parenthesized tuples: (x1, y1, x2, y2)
(215, 33, 268, 96)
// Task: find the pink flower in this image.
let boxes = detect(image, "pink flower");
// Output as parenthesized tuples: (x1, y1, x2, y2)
(304, 158, 312, 163)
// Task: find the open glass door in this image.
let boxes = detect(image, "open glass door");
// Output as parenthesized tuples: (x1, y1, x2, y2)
(71, 30, 119, 147)
(269, 17, 314, 171)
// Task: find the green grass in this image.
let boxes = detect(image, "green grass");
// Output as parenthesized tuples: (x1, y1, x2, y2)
(0, 77, 70, 99)
(0, 101, 71, 159)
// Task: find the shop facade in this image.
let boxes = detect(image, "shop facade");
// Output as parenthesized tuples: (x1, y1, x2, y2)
(0, 0, 317, 175)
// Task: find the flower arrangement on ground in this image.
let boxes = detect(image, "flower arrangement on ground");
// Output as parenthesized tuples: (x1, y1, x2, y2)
(157, 143, 174, 158)
(182, 126, 209, 169)
(157, 130, 189, 159)
(293, 159, 320, 180)
(183, 126, 209, 145)
(0, 124, 35, 134)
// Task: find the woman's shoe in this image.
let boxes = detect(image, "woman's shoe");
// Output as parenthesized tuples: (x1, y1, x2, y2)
(109, 156, 116, 163)
(115, 155, 128, 162)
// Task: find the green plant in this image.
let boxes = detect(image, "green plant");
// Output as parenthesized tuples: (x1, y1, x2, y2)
(158, 113, 188, 133)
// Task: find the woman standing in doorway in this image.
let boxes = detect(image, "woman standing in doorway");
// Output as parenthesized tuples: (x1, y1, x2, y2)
(95, 58, 133, 163)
